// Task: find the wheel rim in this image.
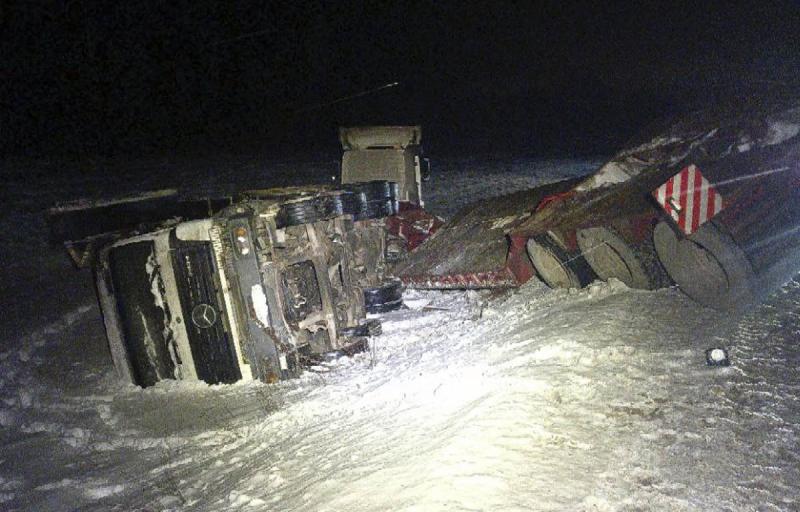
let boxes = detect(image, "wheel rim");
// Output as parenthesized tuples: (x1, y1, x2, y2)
(526, 239, 578, 288)
(577, 227, 647, 289)
(654, 221, 756, 309)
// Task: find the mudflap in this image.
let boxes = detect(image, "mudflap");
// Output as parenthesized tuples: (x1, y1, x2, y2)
(391, 177, 584, 289)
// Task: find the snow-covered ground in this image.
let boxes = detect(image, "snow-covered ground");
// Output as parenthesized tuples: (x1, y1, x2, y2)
(1, 155, 799, 511)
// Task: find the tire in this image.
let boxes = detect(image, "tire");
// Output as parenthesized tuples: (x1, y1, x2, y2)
(343, 181, 400, 220)
(275, 193, 346, 228)
(389, 182, 400, 201)
(653, 221, 757, 310)
(577, 225, 671, 290)
(526, 233, 596, 289)
(355, 198, 397, 220)
(364, 278, 404, 313)
(299, 337, 369, 364)
(338, 190, 363, 217)
(339, 318, 382, 338)
(344, 180, 397, 201)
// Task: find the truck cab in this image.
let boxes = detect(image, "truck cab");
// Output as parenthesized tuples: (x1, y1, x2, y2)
(339, 126, 429, 207)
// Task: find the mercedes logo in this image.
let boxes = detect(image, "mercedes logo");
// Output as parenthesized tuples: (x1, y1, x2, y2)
(191, 303, 218, 329)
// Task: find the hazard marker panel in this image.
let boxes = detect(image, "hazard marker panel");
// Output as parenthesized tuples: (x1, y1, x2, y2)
(652, 164, 723, 235)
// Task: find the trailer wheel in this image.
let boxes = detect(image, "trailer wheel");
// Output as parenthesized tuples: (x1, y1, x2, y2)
(526, 233, 595, 289)
(653, 221, 757, 310)
(577, 226, 670, 290)
(363, 278, 404, 313)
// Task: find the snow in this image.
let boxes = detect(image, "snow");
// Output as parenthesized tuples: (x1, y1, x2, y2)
(251, 285, 271, 331)
(765, 108, 800, 146)
(575, 128, 724, 193)
(1, 154, 799, 510)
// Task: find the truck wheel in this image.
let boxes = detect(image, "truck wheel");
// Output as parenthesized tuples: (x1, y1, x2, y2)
(276, 194, 345, 228)
(339, 318, 382, 338)
(364, 278, 404, 313)
(344, 180, 398, 201)
(344, 181, 400, 220)
(299, 337, 369, 364)
(653, 221, 757, 310)
(276, 198, 325, 227)
(357, 199, 397, 220)
(577, 226, 670, 290)
(338, 190, 363, 217)
(526, 233, 595, 289)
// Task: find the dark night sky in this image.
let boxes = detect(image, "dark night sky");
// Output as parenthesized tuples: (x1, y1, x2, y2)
(3, 1, 800, 158)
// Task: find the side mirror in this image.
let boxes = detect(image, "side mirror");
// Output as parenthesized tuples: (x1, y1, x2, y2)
(421, 157, 431, 182)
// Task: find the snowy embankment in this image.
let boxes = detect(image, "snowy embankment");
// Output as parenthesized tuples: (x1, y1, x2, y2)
(1, 155, 798, 511)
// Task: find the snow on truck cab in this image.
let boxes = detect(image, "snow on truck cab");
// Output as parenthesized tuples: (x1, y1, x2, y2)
(95, 199, 371, 387)
(50, 176, 404, 387)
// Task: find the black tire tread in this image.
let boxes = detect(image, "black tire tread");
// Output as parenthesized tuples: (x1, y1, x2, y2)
(364, 279, 404, 313)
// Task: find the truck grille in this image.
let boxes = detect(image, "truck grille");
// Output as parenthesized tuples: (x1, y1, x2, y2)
(172, 241, 241, 384)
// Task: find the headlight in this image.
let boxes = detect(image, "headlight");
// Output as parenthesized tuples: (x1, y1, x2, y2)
(233, 226, 251, 255)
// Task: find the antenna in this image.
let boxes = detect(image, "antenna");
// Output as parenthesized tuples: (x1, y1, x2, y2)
(290, 82, 400, 114)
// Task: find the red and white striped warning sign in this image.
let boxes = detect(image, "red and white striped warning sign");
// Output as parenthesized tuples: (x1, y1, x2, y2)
(653, 164, 724, 235)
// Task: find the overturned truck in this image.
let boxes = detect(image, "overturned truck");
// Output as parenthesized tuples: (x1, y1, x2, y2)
(50, 96, 800, 387)
(48, 126, 440, 388)
(93, 192, 381, 387)
(51, 169, 424, 389)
